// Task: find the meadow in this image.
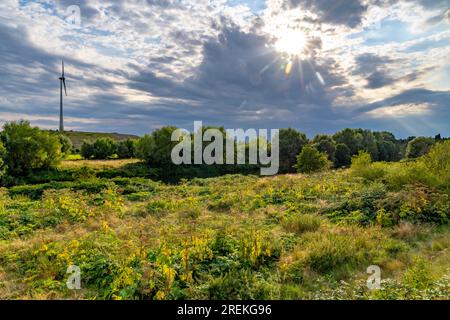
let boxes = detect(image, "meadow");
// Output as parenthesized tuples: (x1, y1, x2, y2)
(0, 147, 449, 300)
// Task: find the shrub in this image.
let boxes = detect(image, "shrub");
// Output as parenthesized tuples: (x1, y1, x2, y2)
(294, 145, 329, 173)
(93, 138, 117, 159)
(402, 257, 433, 290)
(81, 138, 117, 159)
(405, 137, 434, 159)
(420, 140, 450, 189)
(351, 151, 386, 181)
(1, 121, 63, 175)
(351, 150, 372, 168)
(325, 182, 387, 225)
(376, 185, 450, 225)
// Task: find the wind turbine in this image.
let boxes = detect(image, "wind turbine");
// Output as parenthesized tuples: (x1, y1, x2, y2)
(59, 60, 67, 132)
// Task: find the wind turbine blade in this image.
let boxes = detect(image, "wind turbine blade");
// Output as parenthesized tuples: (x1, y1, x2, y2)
(62, 60, 65, 77)
(63, 79, 67, 96)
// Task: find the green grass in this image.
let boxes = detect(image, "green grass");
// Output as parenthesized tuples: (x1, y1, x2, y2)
(0, 159, 448, 300)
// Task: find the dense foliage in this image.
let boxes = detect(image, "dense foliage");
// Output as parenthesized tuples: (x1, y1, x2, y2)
(0, 121, 63, 177)
(131, 126, 431, 172)
(81, 138, 137, 160)
(0, 140, 6, 180)
(136, 126, 179, 167)
(278, 128, 309, 173)
(294, 145, 330, 173)
(0, 142, 448, 299)
(406, 137, 435, 159)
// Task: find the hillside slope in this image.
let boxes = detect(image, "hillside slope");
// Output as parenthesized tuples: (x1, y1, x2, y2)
(61, 131, 139, 149)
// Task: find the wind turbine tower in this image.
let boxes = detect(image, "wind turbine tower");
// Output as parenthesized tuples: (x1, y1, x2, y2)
(59, 60, 67, 132)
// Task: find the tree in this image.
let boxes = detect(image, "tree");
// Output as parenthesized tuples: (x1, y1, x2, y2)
(405, 137, 434, 159)
(360, 129, 379, 160)
(278, 128, 308, 173)
(81, 141, 95, 159)
(377, 140, 398, 162)
(312, 134, 336, 161)
(333, 128, 363, 155)
(58, 134, 73, 155)
(294, 145, 329, 173)
(116, 139, 137, 159)
(92, 138, 116, 159)
(0, 121, 63, 175)
(81, 138, 117, 159)
(334, 143, 351, 167)
(0, 140, 7, 181)
(136, 126, 179, 167)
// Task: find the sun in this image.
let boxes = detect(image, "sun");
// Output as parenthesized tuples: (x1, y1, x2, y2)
(274, 29, 307, 57)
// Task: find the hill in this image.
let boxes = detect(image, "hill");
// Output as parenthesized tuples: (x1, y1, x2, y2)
(60, 131, 139, 150)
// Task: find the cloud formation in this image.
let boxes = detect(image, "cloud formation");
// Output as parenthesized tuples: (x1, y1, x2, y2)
(0, 0, 449, 137)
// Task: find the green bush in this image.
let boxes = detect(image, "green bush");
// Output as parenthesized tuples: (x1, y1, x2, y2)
(376, 185, 449, 225)
(402, 257, 433, 290)
(81, 138, 117, 160)
(351, 151, 386, 181)
(405, 137, 434, 159)
(420, 140, 450, 190)
(294, 145, 329, 173)
(1, 121, 63, 176)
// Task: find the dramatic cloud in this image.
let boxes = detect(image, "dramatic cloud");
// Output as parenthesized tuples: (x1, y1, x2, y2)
(353, 53, 396, 89)
(284, 0, 369, 28)
(0, 0, 449, 137)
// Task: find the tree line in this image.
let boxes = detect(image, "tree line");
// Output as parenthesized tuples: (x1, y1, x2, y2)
(0, 120, 447, 184)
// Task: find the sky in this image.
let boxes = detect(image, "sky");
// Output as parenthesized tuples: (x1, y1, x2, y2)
(0, 0, 449, 137)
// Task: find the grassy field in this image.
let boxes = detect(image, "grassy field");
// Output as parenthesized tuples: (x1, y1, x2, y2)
(60, 159, 141, 170)
(0, 159, 448, 300)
